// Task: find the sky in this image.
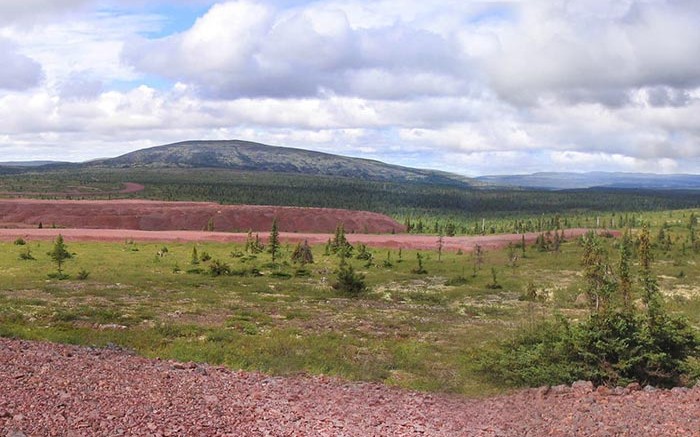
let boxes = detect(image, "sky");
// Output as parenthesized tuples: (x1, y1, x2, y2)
(1, 0, 699, 176)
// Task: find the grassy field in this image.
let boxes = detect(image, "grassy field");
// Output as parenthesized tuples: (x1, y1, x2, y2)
(1, 209, 699, 395)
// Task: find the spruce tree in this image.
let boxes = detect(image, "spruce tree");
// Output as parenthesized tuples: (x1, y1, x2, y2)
(638, 225, 661, 321)
(191, 246, 199, 265)
(268, 218, 280, 262)
(617, 230, 633, 311)
(581, 231, 614, 313)
(48, 234, 72, 275)
(331, 223, 352, 257)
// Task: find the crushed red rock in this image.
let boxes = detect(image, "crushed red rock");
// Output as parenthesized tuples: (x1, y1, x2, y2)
(0, 228, 611, 253)
(1, 338, 698, 436)
(0, 199, 403, 234)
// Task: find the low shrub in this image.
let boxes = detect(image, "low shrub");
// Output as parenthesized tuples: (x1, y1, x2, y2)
(332, 263, 366, 295)
(209, 259, 231, 276)
(481, 312, 699, 388)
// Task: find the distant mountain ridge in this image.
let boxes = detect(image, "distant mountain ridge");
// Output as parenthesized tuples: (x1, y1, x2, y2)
(86, 140, 478, 187)
(7, 142, 698, 191)
(476, 172, 700, 190)
(0, 161, 67, 167)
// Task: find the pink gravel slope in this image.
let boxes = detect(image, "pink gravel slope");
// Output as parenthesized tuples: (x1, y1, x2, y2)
(0, 199, 404, 234)
(0, 228, 612, 252)
(1, 338, 698, 436)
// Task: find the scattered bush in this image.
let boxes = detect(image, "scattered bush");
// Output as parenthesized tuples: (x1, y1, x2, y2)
(330, 223, 353, 258)
(209, 259, 231, 276)
(445, 275, 468, 286)
(291, 240, 314, 265)
(47, 272, 70, 280)
(519, 282, 542, 302)
(294, 268, 311, 277)
(355, 243, 372, 260)
(411, 253, 428, 274)
(77, 269, 90, 280)
(191, 246, 200, 264)
(270, 271, 292, 279)
(381, 251, 394, 268)
(482, 312, 699, 388)
(13, 238, 26, 246)
(486, 267, 503, 289)
(332, 263, 366, 295)
(482, 228, 699, 389)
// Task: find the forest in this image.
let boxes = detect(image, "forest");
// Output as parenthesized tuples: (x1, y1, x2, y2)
(2, 167, 700, 226)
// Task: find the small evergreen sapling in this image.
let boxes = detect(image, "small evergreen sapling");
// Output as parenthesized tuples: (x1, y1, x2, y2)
(411, 252, 428, 274)
(268, 218, 281, 262)
(48, 234, 72, 277)
(332, 257, 366, 295)
(191, 246, 200, 265)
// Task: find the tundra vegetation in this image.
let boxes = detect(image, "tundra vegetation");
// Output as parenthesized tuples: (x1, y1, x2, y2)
(0, 208, 699, 395)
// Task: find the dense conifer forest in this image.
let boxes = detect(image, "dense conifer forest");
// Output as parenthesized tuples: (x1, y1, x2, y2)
(2, 168, 700, 224)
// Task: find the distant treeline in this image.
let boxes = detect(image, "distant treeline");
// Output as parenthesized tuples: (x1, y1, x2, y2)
(2, 168, 700, 233)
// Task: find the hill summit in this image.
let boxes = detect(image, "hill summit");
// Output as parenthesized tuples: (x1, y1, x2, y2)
(89, 140, 475, 186)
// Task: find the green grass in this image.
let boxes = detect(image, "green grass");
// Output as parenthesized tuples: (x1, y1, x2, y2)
(1, 211, 700, 396)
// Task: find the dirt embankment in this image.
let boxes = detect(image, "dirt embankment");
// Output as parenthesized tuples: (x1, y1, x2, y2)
(1, 338, 697, 436)
(0, 199, 404, 234)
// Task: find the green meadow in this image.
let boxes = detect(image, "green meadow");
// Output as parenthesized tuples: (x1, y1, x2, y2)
(1, 209, 699, 395)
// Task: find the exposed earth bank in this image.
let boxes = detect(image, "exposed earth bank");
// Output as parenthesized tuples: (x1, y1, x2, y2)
(1, 338, 698, 436)
(0, 199, 403, 234)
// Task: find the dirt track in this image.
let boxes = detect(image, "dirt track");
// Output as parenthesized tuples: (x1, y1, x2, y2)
(0, 228, 604, 252)
(1, 338, 698, 436)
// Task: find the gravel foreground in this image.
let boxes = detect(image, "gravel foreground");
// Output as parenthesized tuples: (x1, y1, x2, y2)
(1, 338, 698, 437)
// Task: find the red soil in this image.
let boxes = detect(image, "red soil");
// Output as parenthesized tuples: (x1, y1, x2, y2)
(0, 228, 610, 252)
(0, 199, 404, 234)
(1, 338, 698, 436)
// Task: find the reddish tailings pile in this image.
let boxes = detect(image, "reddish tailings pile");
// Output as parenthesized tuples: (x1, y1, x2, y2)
(0, 199, 616, 250)
(0, 199, 403, 234)
(1, 339, 698, 436)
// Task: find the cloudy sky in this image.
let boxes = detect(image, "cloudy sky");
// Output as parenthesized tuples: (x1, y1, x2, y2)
(1, 0, 699, 175)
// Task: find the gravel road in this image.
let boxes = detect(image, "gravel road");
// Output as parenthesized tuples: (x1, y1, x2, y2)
(1, 338, 698, 436)
(0, 228, 609, 253)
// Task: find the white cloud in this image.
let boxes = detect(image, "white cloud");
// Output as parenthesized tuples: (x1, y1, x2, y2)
(483, 1, 700, 105)
(123, 0, 467, 99)
(549, 150, 681, 174)
(2, 11, 161, 90)
(0, 39, 43, 90)
(1, 0, 700, 176)
(0, 0, 90, 24)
